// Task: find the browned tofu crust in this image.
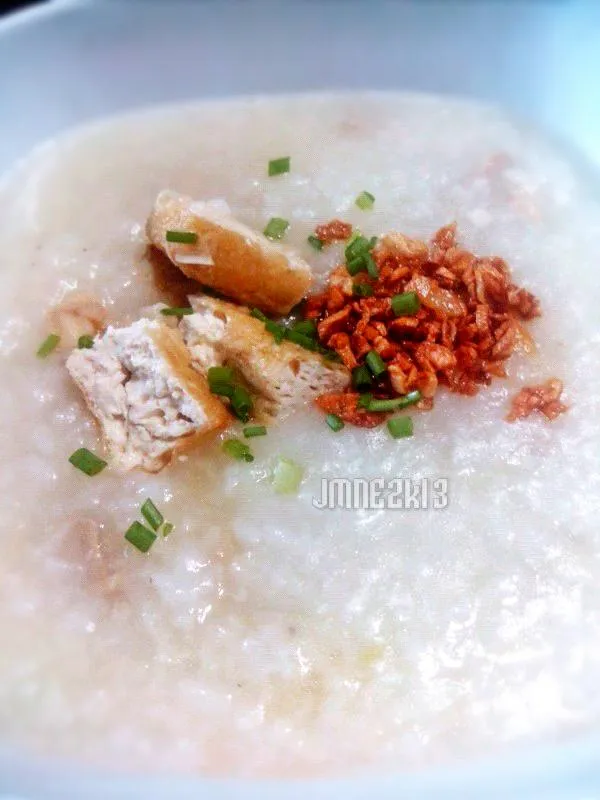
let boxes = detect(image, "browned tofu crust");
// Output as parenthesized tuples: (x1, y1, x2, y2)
(147, 191, 312, 315)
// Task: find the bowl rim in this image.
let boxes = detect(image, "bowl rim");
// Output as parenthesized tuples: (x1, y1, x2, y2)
(1, 1, 599, 796)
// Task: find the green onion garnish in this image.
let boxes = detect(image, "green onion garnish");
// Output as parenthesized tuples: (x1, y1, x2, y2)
(160, 306, 194, 317)
(243, 425, 267, 438)
(353, 282, 374, 298)
(263, 217, 289, 241)
(68, 447, 107, 476)
(162, 522, 174, 538)
(344, 234, 378, 277)
(124, 521, 157, 553)
(355, 191, 375, 211)
(37, 333, 60, 358)
(230, 386, 253, 422)
(291, 319, 317, 338)
(365, 350, 387, 378)
(272, 457, 304, 494)
(77, 334, 94, 349)
(345, 234, 371, 262)
(254, 311, 324, 355)
(208, 365, 235, 383)
(165, 230, 198, 244)
(326, 413, 344, 432)
(391, 291, 420, 316)
(222, 438, 254, 462)
(207, 365, 236, 397)
(250, 308, 268, 322)
(365, 391, 421, 412)
(307, 235, 324, 251)
(268, 156, 291, 176)
(285, 329, 317, 350)
(365, 253, 379, 279)
(265, 319, 287, 343)
(357, 392, 374, 409)
(207, 367, 253, 420)
(387, 416, 414, 439)
(352, 365, 373, 391)
(347, 255, 366, 277)
(141, 498, 164, 532)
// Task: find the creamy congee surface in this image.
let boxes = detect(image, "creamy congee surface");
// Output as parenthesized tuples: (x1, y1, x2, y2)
(0, 93, 599, 777)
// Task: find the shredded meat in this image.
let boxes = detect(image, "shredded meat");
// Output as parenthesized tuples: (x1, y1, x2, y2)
(506, 378, 568, 422)
(314, 219, 353, 244)
(306, 223, 558, 427)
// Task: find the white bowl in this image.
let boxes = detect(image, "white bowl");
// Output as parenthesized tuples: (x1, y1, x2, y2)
(1, 2, 600, 798)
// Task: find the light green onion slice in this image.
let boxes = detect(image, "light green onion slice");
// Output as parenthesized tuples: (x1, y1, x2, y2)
(272, 457, 304, 494)
(355, 191, 375, 210)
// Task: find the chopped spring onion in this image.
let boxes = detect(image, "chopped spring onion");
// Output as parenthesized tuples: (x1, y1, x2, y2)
(272, 457, 304, 494)
(391, 291, 420, 316)
(365, 350, 387, 378)
(263, 217, 289, 241)
(387, 416, 414, 439)
(165, 230, 198, 244)
(353, 282, 374, 298)
(254, 312, 333, 358)
(243, 425, 267, 438)
(291, 319, 317, 338)
(250, 307, 268, 322)
(285, 329, 317, 350)
(352, 365, 373, 391)
(345, 234, 378, 277)
(222, 438, 254, 462)
(162, 522, 174, 538)
(68, 447, 107, 476)
(265, 319, 287, 344)
(326, 413, 344, 432)
(355, 191, 375, 210)
(346, 255, 367, 277)
(124, 521, 157, 553)
(141, 498, 164, 532)
(357, 392, 374, 409)
(230, 386, 253, 422)
(365, 390, 421, 412)
(307, 235, 324, 251)
(207, 365, 236, 396)
(37, 333, 60, 358)
(207, 366, 253, 420)
(207, 365, 235, 383)
(345, 234, 371, 262)
(77, 334, 94, 349)
(160, 306, 194, 317)
(268, 156, 291, 176)
(365, 253, 379, 279)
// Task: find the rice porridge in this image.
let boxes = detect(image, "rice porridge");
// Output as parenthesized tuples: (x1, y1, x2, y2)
(0, 92, 599, 777)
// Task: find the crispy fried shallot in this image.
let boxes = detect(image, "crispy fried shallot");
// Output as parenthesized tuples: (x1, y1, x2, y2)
(314, 219, 353, 244)
(306, 223, 557, 427)
(506, 378, 568, 422)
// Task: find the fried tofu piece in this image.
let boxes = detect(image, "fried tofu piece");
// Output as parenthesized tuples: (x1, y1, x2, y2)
(179, 295, 350, 416)
(66, 319, 229, 472)
(146, 190, 312, 315)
